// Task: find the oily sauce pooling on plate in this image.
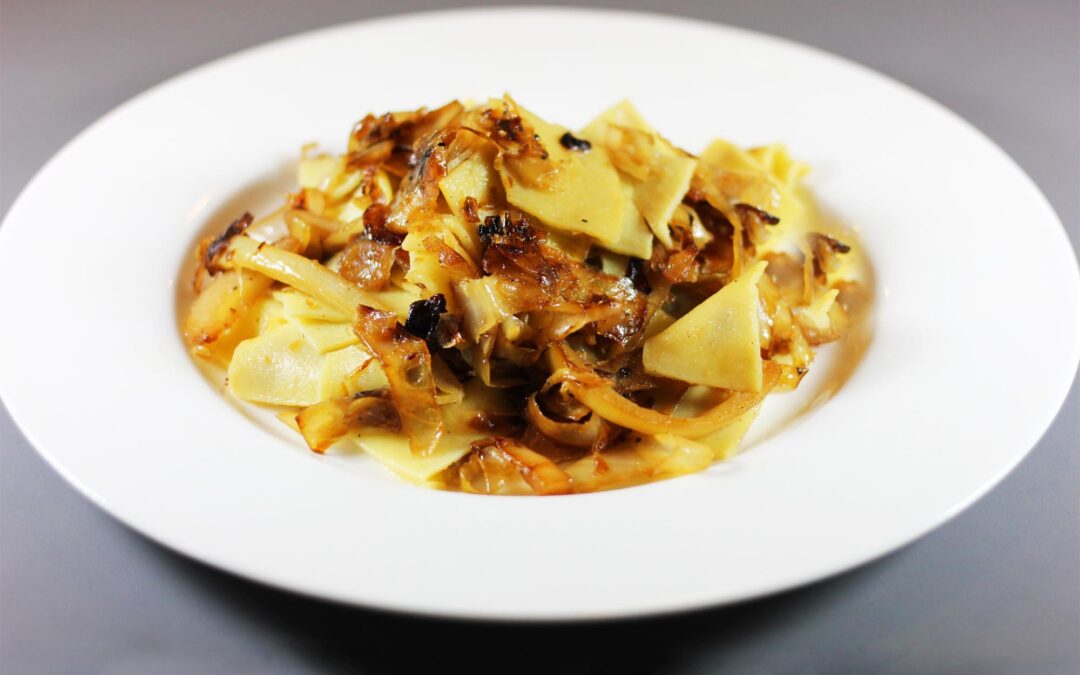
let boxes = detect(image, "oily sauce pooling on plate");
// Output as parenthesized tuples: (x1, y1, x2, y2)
(181, 95, 870, 495)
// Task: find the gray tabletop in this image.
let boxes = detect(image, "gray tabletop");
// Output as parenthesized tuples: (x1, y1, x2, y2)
(2, 1, 1078, 673)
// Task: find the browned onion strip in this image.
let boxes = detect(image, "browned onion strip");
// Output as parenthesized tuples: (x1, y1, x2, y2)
(338, 237, 397, 291)
(385, 129, 455, 234)
(562, 361, 781, 439)
(421, 236, 480, 281)
(476, 438, 574, 495)
(295, 394, 401, 453)
(525, 395, 603, 447)
(226, 236, 386, 315)
(354, 307, 445, 456)
(295, 397, 352, 453)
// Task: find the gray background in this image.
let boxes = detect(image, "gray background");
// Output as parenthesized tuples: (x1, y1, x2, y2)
(2, 1, 1078, 672)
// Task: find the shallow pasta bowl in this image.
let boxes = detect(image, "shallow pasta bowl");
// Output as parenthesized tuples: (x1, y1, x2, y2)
(0, 8, 1077, 620)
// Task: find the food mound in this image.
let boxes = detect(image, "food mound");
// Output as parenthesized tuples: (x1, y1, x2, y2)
(182, 96, 867, 495)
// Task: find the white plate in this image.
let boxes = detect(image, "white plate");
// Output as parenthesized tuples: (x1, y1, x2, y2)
(1, 8, 1077, 621)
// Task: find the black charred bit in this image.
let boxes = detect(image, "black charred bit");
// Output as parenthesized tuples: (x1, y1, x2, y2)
(439, 347, 474, 380)
(495, 116, 528, 143)
(478, 213, 537, 252)
(625, 257, 652, 293)
(477, 214, 506, 242)
(559, 132, 592, 152)
(404, 294, 447, 345)
(403, 294, 471, 379)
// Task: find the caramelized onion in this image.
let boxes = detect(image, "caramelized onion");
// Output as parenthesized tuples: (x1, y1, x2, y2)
(459, 438, 574, 495)
(200, 212, 253, 275)
(338, 237, 397, 291)
(525, 395, 603, 447)
(296, 392, 401, 453)
(385, 128, 455, 234)
(561, 361, 781, 439)
(226, 236, 386, 315)
(354, 307, 445, 456)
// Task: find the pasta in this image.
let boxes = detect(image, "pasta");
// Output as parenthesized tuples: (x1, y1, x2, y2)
(182, 96, 869, 495)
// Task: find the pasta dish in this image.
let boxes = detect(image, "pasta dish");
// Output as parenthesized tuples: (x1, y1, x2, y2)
(182, 96, 868, 495)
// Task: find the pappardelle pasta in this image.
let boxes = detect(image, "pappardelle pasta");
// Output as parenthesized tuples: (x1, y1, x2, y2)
(182, 96, 869, 495)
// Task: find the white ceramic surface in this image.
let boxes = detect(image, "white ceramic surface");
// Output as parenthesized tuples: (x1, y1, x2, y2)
(0, 8, 1076, 620)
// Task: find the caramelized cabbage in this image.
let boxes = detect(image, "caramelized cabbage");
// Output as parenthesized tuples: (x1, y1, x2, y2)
(182, 96, 867, 495)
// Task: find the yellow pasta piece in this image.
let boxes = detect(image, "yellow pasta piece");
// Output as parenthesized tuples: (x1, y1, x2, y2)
(545, 229, 592, 261)
(439, 144, 499, 222)
(596, 181, 654, 260)
(501, 106, 626, 244)
(579, 99, 657, 139)
(698, 141, 810, 251)
(643, 262, 767, 392)
(401, 215, 478, 311)
(674, 388, 762, 459)
(292, 319, 359, 354)
(437, 213, 483, 265)
(255, 296, 288, 333)
(317, 344, 378, 399)
(228, 323, 324, 406)
(749, 145, 809, 190)
(272, 289, 350, 323)
(369, 285, 422, 319)
(334, 197, 368, 226)
(702, 407, 761, 460)
(298, 154, 340, 189)
(633, 152, 696, 247)
(402, 231, 456, 309)
(650, 434, 715, 475)
(599, 250, 629, 277)
(348, 430, 481, 483)
(642, 308, 676, 340)
(698, 139, 762, 174)
(580, 101, 696, 248)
